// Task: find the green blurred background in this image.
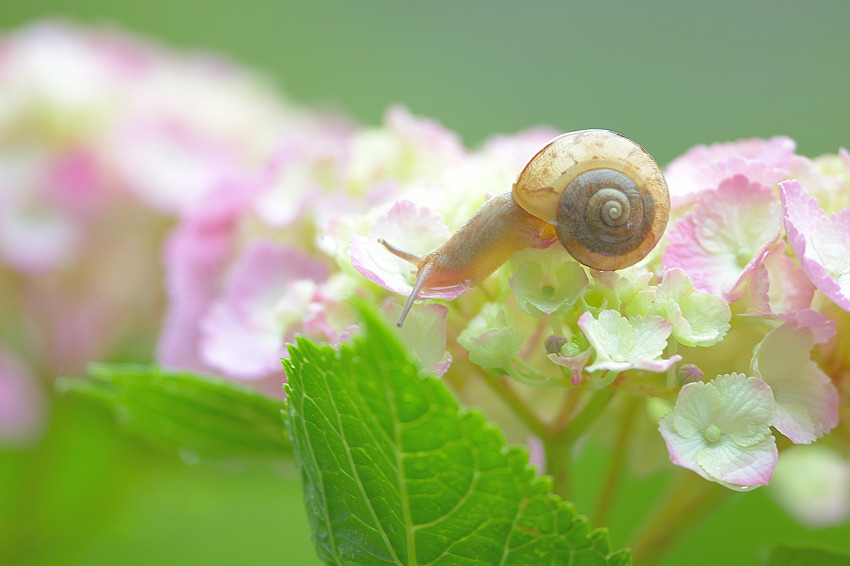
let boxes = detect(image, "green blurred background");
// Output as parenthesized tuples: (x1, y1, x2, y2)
(1, 1, 849, 565)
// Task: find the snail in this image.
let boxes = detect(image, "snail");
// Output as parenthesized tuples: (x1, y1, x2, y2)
(380, 129, 670, 326)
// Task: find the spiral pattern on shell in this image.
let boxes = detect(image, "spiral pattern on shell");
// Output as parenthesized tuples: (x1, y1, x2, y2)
(512, 129, 669, 271)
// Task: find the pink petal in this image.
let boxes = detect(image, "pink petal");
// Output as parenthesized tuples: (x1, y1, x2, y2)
(695, 435, 778, 488)
(156, 182, 258, 372)
(663, 175, 782, 300)
(199, 242, 328, 380)
(380, 301, 452, 376)
(665, 136, 796, 208)
(350, 201, 466, 300)
(586, 356, 681, 374)
(752, 322, 839, 444)
(779, 180, 850, 312)
(110, 117, 245, 214)
(743, 241, 816, 316)
(547, 348, 593, 386)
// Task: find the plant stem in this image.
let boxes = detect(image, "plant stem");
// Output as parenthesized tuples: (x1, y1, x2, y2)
(480, 372, 548, 440)
(544, 431, 573, 500)
(593, 395, 638, 527)
(630, 472, 733, 565)
(556, 387, 616, 443)
(550, 387, 582, 433)
(543, 386, 616, 500)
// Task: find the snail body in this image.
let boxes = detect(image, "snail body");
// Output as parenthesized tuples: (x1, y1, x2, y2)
(381, 129, 669, 326)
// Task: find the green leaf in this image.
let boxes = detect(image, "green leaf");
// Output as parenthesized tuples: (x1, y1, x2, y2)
(284, 303, 630, 566)
(57, 364, 290, 462)
(762, 542, 850, 566)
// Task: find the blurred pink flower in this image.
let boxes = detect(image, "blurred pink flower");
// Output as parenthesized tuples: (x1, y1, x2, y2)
(157, 180, 262, 374)
(0, 21, 312, 382)
(200, 242, 328, 379)
(0, 346, 45, 445)
(664, 136, 795, 208)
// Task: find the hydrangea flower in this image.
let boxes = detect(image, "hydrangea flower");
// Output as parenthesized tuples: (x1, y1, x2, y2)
(663, 175, 783, 300)
(769, 445, 850, 527)
(626, 267, 731, 347)
(578, 310, 681, 375)
(338, 125, 848, 492)
(664, 136, 795, 209)
(510, 247, 588, 318)
(658, 373, 777, 490)
(0, 21, 310, 383)
(780, 180, 850, 312)
(458, 303, 523, 370)
(750, 320, 839, 444)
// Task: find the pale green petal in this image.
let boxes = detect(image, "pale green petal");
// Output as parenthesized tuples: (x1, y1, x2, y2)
(629, 315, 675, 361)
(579, 310, 678, 373)
(639, 268, 731, 348)
(694, 433, 777, 490)
(712, 374, 776, 446)
(458, 303, 523, 369)
(667, 380, 722, 437)
(677, 291, 731, 346)
(659, 373, 778, 489)
(751, 323, 840, 443)
(510, 248, 587, 317)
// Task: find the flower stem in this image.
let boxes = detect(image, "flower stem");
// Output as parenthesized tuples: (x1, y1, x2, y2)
(544, 432, 573, 500)
(630, 472, 732, 565)
(593, 394, 638, 526)
(555, 386, 616, 443)
(480, 371, 548, 440)
(543, 386, 616, 500)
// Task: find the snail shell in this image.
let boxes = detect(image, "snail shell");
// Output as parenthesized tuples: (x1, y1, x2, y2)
(512, 129, 669, 271)
(373, 129, 669, 326)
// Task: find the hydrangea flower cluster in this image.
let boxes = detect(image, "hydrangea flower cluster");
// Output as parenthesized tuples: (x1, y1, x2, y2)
(2, 20, 848, 527)
(346, 134, 850, 497)
(0, 21, 336, 435)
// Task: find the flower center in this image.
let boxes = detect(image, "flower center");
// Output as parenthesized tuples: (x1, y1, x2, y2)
(541, 285, 555, 299)
(702, 423, 722, 444)
(735, 248, 752, 268)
